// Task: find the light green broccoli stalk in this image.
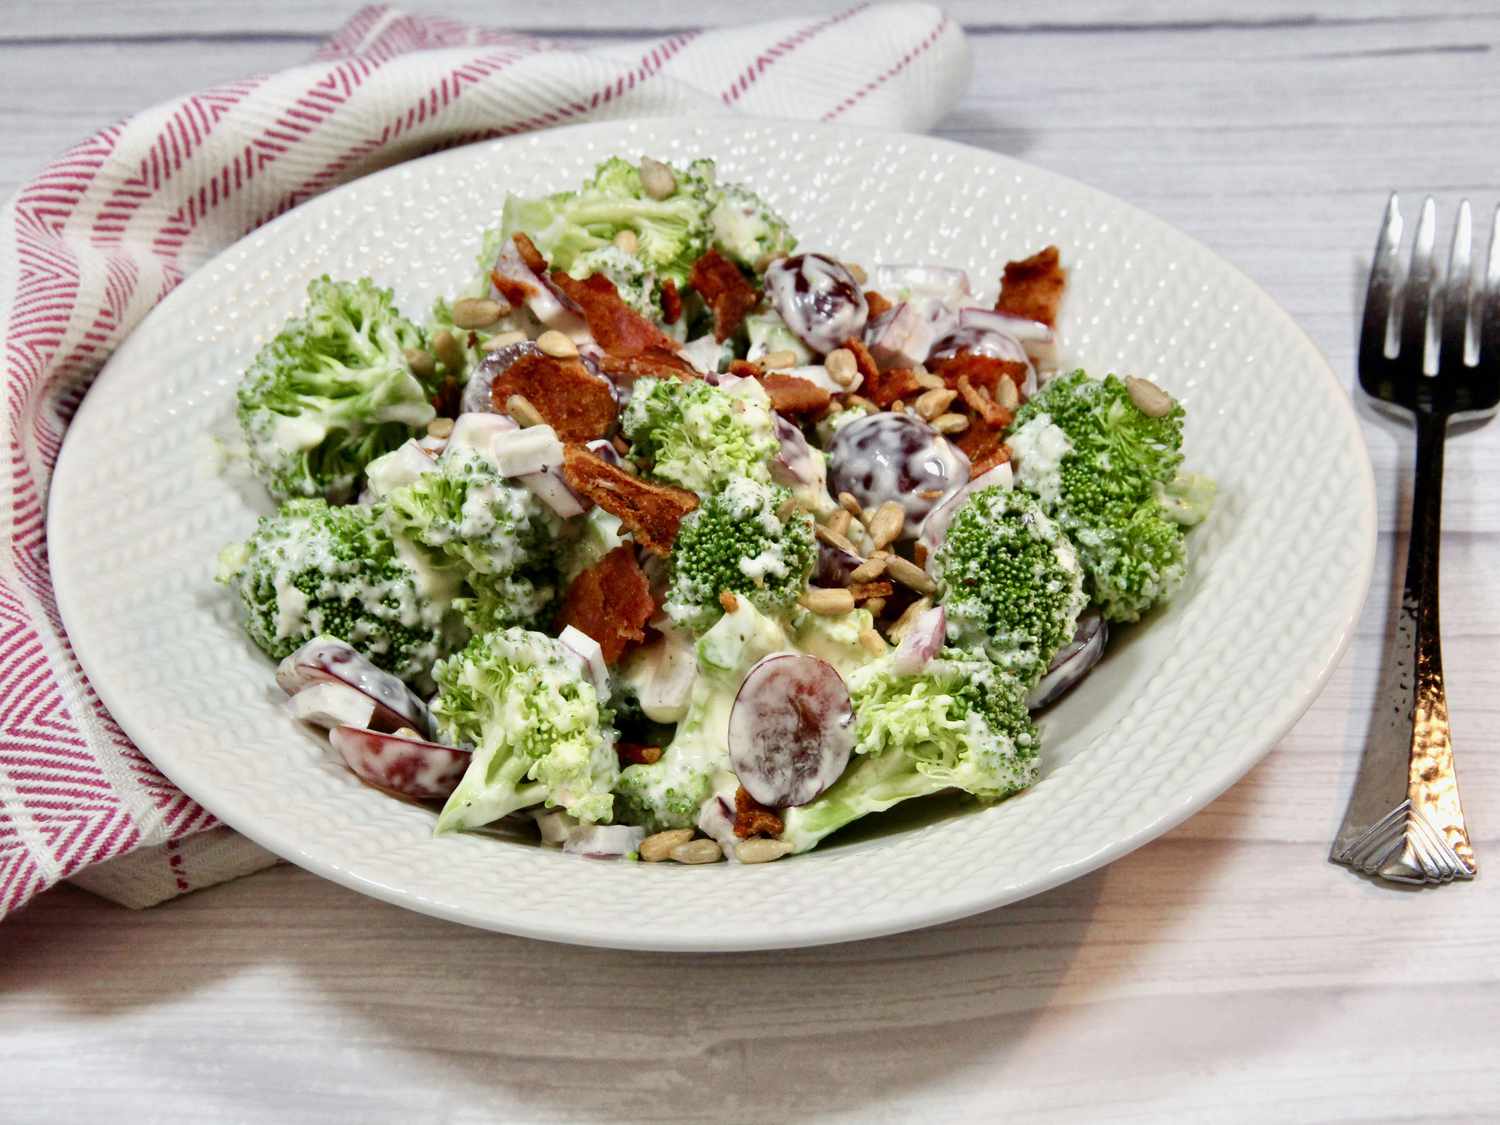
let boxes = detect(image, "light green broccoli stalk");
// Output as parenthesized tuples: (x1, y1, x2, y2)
(567, 244, 663, 321)
(663, 478, 816, 634)
(432, 627, 619, 832)
(1009, 370, 1212, 622)
(931, 486, 1087, 686)
(216, 499, 461, 684)
(780, 652, 1039, 854)
(614, 600, 789, 832)
(236, 276, 436, 502)
(620, 375, 778, 493)
(499, 155, 712, 287)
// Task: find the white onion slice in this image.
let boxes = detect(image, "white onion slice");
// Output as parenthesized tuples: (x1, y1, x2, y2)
(492, 424, 563, 478)
(286, 682, 377, 730)
(520, 468, 588, 517)
(563, 824, 645, 858)
(558, 625, 610, 699)
(872, 264, 973, 306)
(533, 808, 578, 845)
(890, 605, 946, 675)
(864, 302, 935, 370)
(363, 439, 436, 500)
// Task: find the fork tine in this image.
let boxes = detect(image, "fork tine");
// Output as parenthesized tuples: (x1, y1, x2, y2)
(1439, 199, 1473, 369)
(1482, 204, 1500, 366)
(1360, 193, 1403, 368)
(1399, 196, 1438, 371)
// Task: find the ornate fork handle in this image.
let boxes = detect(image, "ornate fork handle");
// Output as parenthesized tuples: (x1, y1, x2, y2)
(1332, 412, 1475, 882)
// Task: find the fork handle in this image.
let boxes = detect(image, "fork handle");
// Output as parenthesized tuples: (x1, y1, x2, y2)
(1331, 413, 1475, 882)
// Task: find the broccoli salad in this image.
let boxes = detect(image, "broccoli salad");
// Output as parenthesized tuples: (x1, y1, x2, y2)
(218, 155, 1215, 866)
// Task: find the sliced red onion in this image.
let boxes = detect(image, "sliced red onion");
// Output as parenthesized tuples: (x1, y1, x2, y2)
(872, 264, 973, 306)
(729, 654, 853, 808)
(533, 808, 578, 845)
(764, 254, 868, 355)
(446, 412, 518, 462)
(864, 302, 935, 371)
(679, 334, 726, 376)
(770, 413, 820, 489)
(584, 438, 624, 468)
(492, 424, 563, 479)
(890, 605, 946, 676)
(363, 439, 436, 500)
(519, 467, 588, 518)
(1027, 611, 1108, 711)
(696, 774, 741, 855)
(563, 823, 645, 859)
(558, 625, 610, 699)
(463, 341, 540, 415)
(276, 636, 432, 735)
(917, 460, 1015, 563)
(635, 627, 698, 723)
(330, 725, 469, 799)
(286, 681, 377, 730)
(492, 238, 590, 340)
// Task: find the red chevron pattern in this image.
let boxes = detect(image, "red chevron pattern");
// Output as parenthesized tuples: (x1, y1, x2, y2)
(0, 3, 955, 918)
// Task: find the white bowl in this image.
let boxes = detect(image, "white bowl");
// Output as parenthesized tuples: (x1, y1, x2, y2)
(49, 117, 1375, 950)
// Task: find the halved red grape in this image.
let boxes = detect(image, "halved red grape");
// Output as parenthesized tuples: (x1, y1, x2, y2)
(1027, 610, 1108, 711)
(828, 411, 970, 526)
(329, 725, 470, 799)
(864, 301, 935, 370)
(764, 253, 869, 355)
(276, 637, 432, 735)
(728, 654, 854, 808)
(463, 342, 540, 415)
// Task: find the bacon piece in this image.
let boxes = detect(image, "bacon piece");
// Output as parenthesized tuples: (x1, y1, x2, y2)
(562, 444, 698, 554)
(957, 421, 1011, 477)
(727, 359, 763, 379)
(558, 544, 655, 664)
(490, 352, 617, 441)
(995, 245, 1066, 327)
(618, 742, 663, 767)
(734, 786, 785, 839)
(843, 336, 879, 384)
(549, 270, 679, 357)
(862, 366, 923, 410)
(513, 231, 549, 276)
(490, 268, 536, 307)
(596, 347, 699, 385)
(660, 278, 682, 325)
(690, 249, 761, 342)
(863, 289, 894, 320)
(931, 350, 1027, 395)
(760, 372, 831, 416)
(956, 375, 1013, 428)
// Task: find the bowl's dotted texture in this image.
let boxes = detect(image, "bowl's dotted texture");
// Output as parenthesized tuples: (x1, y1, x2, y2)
(49, 119, 1375, 950)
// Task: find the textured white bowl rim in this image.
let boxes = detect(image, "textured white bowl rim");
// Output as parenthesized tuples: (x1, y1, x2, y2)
(50, 116, 1376, 951)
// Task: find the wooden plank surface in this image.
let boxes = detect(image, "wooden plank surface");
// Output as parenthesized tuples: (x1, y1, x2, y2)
(3, 2, 1499, 1121)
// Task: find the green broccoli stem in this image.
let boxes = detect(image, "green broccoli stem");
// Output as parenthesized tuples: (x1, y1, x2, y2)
(435, 749, 546, 834)
(779, 753, 945, 854)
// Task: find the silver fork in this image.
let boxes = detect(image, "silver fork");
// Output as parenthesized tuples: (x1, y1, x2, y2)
(1331, 194, 1498, 885)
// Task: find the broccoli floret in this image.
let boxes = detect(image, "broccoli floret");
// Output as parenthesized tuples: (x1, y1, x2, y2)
(621, 375, 778, 493)
(707, 179, 797, 269)
(431, 627, 618, 832)
(499, 156, 712, 287)
(1010, 370, 1209, 622)
(1157, 471, 1217, 526)
(614, 601, 789, 832)
(780, 652, 1039, 853)
(745, 310, 814, 365)
(664, 478, 816, 633)
(236, 277, 436, 502)
(568, 244, 662, 321)
(216, 499, 459, 684)
(932, 486, 1087, 685)
(454, 569, 556, 635)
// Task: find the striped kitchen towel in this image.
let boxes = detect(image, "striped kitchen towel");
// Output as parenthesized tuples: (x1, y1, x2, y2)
(0, 3, 969, 915)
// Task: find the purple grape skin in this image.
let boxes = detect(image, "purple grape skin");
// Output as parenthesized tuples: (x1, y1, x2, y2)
(729, 654, 854, 808)
(827, 412, 970, 526)
(1026, 611, 1108, 711)
(765, 253, 869, 355)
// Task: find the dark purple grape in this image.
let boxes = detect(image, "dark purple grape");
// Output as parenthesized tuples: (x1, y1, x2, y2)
(462, 341, 540, 414)
(930, 323, 1030, 365)
(764, 253, 869, 355)
(729, 654, 853, 808)
(277, 637, 432, 736)
(815, 539, 864, 586)
(828, 412, 970, 526)
(330, 725, 470, 800)
(1026, 611, 1108, 711)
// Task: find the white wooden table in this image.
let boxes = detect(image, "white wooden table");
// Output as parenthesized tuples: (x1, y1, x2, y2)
(4, 3, 1498, 1120)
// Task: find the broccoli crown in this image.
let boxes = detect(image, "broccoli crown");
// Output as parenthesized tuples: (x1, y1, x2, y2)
(500, 156, 712, 287)
(1011, 370, 1202, 622)
(568, 244, 662, 320)
(664, 478, 816, 633)
(431, 627, 617, 831)
(707, 179, 797, 268)
(932, 486, 1087, 684)
(779, 651, 1039, 853)
(611, 751, 715, 835)
(621, 375, 778, 493)
(236, 277, 435, 502)
(453, 569, 557, 635)
(217, 498, 458, 683)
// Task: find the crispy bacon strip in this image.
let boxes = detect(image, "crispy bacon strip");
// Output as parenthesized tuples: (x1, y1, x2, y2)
(995, 245, 1066, 327)
(930, 350, 1027, 395)
(596, 347, 699, 384)
(734, 787, 785, 839)
(513, 231, 549, 275)
(861, 366, 923, 410)
(956, 375, 1013, 428)
(490, 352, 617, 441)
(660, 278, 682, 325)
(562, 444, 698, 554)
(490, 269, 536, 307)
(760, 372, 831, 416)
(690, 249, 760, 342)
(864, 289, 894, 320)
(557, 544, 655, 664)
(726, 359, 763, 379)
(956, 420, 1011, 477)
(549, 269, 680, 357)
